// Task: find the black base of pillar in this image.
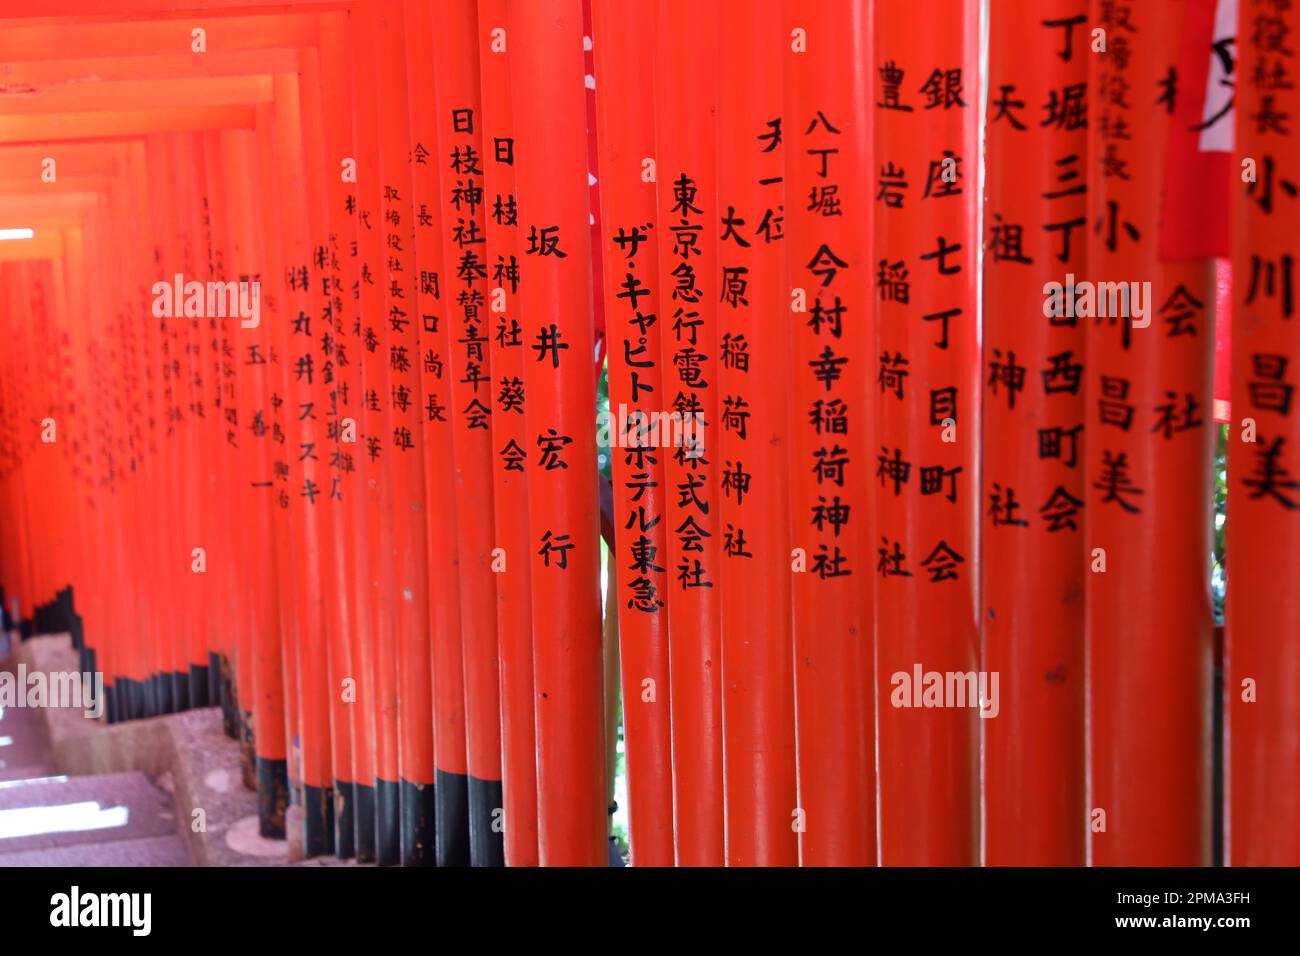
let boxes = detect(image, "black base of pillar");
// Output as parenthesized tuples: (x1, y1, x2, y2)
(255, 756, 289, 839)
(170, 670, 190, 713)
(80, 642, 94, 684)
(302, 783, 335, 858)
(435, 769, 470, 867)
(354, 782, 377, 863)
(375, 778, 400, 866)
(189, 663, 210, 708)
(207, 652, 222, 711)
(400, 779, 437, 866)
(469, 775, 505, 867)
(334, 779, 355, 860)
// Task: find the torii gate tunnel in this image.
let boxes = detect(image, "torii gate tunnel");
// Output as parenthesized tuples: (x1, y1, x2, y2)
(0, 0, 1295, 871)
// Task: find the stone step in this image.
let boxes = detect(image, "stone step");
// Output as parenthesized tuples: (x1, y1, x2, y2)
(0, 731, 55, 772)
(0, 696, 59, 782)
(0, 771, 178, 855)
(0, 701, 49, 728)
(0, 833, 190, 866)
(0, 709, 50, 744)
(0, 763, 59, 782)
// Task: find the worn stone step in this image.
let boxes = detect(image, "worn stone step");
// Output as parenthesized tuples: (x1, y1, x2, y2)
(0, 731, 54, 768)
(0, 739, 55, 766)
(0, 771, 177, 855)
(0, 697, 51, 738)
(0, 763, 59, 783)
(0, 833, 190, 866)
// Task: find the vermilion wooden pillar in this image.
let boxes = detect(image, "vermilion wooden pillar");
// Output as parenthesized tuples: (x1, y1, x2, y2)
(164, 133, 196, 714)
(38, 242, 84, 683)
(323, 11, 381, 862)
(3, 263, 37, 644)
(0, 265, 35, 650)
(374, 0, 437, 866)
(715, 0, 797, 867)
(119, 145, 153, 723)
(873, 0, 980, 866)
(3, 260, 52, 649)
(650, 0, 724, 866)
(1085, 0, 1213, 866)
(270, 69, 336, 857)
(255, 99, 313, 841)
(159, 135, 189, 709)
(172, 133, 212, 711)
(198, 128, 235, 738)
(300, 17, 358, 859)
(982, 0, 1088, 866)
(0, 269, 16, 638)
(200, 130, 244, 719)
(591, 0, 675, 868)
(1, 267, 33, 644)
(173, 135, 205, 710)
(400, 0, 473, 868)
(351, 7, 403, 865)
(509, 0, 608, 867)
(430, 0, 506, 867)
(88, 210, 120, 703)
(142, 135, 178, 718)
(475, 0, 540, 867)
(0, 269, 17, 641)
(177, 133, 217, 710)
(207, 128, 251, 745)
(782, 0, 876, 867)
(195, 133, 224, 712)
(131, 141, 157, 725)
(63, 244, 98, 686)
(149, 236, 174, 717)
(250, 100, 308, 844)
(224, 128, 289, 837)
(1227, 0, 1300, 866)
(95, 195, 129, 714)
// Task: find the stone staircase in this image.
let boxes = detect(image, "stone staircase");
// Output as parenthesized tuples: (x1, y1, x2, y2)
(0, 658, 191, 866)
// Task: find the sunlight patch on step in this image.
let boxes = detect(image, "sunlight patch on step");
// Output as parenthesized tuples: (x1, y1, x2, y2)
(0, 801, 128, 840)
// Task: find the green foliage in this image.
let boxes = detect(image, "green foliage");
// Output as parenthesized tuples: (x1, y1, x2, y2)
(596, 355, 611, 482)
